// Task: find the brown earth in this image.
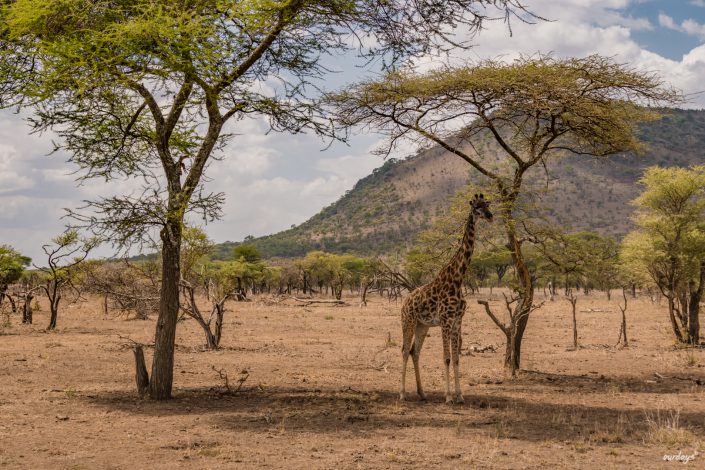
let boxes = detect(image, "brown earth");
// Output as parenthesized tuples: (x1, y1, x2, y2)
(1, 291, 704, 469)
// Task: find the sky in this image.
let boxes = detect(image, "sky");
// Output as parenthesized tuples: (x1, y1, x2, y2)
(2, 0, 705, 262)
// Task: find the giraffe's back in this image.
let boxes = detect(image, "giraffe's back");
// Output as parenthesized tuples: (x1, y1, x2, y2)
(402, 281, 467, 327)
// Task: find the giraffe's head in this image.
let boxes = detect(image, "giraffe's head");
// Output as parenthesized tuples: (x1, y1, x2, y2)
(470, 194, 493, 222)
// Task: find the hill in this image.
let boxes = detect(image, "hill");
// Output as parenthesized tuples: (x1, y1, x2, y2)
(216, 108, 705, 259)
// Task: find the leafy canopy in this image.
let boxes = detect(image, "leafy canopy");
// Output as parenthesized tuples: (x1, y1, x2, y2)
(621, 165, 705, 289)
(0, 245, 31, 287)
(0, 0, 536, 248)
(233, 244, 262, 263)
(330, 55, 681, 181)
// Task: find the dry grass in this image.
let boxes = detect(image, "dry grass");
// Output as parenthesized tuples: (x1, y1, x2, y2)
(643, 408, 696, 447)
(0, 291, 704, 469)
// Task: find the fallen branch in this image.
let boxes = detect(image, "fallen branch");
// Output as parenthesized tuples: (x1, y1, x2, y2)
(292, 297, 347, 306)
(653, 372, 704, 385)
(212, 366, 249, 394)
(470, 344, 497, 353)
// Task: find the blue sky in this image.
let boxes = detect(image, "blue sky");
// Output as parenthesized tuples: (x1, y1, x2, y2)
(2, 0, 705, 261)
(627, 0, 705, 60)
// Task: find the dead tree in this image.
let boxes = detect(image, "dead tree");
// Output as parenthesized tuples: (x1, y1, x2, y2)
(81, 260, 160, 320)
(180, 280, 231, 350)
(616, 289, 629, 348)
(567, 291, 579, 349)
(21, 291, 33, 324)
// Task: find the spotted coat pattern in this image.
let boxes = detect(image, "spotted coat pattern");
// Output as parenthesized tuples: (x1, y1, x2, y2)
(400, 194, 493, 404)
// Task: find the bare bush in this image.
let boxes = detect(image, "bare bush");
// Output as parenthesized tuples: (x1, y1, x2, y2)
(81, 260, 159, 320)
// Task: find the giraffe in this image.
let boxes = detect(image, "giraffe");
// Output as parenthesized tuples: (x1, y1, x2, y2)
(400, 193, 493, 404)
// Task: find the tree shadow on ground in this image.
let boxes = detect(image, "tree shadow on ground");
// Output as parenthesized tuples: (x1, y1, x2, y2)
(83, 371, 705, 445)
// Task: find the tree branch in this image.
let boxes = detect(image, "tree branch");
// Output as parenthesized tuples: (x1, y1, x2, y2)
(478, 300, 509, 336)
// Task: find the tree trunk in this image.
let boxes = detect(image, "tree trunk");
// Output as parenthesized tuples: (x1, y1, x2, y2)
(204, 326, 217, 350)
(214, 302, 225, 348)
(360, 282, 369, 306)
(505, 304, 530, 375)
(667, 296, 685, 343)
(149, 222, 182, 400)
(22, 293, 33, 324)
(687, 261, 705, 345)
(133, 345, 150, 397)
(569, 295, 578, 349)
(619, 310, 628, 347)
(7, 294, 16, 313)
(47, 290, 60, 330)
(499, 184, 535, 377)
(617, 290, 628, 347)
(48, 305, 58, 330)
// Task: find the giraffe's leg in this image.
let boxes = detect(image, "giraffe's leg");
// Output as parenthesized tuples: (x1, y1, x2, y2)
(442, 325, 452, 405)
(412, 323, 429, 400)
(451, 325, 464, 404)
(400, 313, 415, 401)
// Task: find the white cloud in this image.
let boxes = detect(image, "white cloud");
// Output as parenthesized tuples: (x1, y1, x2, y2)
(658, 13, 705, 41)
(3, 0, 705, 260)
(691, 0, 705, 8)
(0, 144, 34, 194)
(658, 13, 678, 30)
(419, 1, 705, 108)
(682, 18, 705, 40)
(314, 148, 383, 180)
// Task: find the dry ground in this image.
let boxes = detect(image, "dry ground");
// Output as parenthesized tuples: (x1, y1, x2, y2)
(1, 290, 704, 469)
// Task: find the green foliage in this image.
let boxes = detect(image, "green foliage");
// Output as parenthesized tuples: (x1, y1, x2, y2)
(533, 229, 619, 291)
(222, 72, 696, 262)
(621, 165, 705, 289)
(330, 55, 680, 166)
(472, 246, 513, 286)
(232, 244, 262, 263)
(181, 226, 214, 278)
(0, 245, 31, 288)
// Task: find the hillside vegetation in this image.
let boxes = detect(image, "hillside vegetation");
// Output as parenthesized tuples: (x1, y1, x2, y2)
(217, 108, 705, 259)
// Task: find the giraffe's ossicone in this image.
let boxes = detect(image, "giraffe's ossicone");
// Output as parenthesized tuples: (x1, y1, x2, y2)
(400, 193, 493, 404)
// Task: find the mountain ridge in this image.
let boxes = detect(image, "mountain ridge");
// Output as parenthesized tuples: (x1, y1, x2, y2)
(213, 108, 705, 260)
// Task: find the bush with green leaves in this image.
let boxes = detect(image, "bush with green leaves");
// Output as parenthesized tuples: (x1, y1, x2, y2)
(621, 166, 705, 344)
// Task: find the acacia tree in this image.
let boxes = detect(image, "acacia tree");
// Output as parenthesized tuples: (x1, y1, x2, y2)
(331, 55, 679, 375)
(533, 230, 618, 349)
(0, 0, 532, 399)
(36, 230, 97, 330)
(622, 166, 705, 345)
(0, 245, 30, 313)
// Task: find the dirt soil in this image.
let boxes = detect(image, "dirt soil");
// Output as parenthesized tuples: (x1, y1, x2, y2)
(1, 291, 704, 469)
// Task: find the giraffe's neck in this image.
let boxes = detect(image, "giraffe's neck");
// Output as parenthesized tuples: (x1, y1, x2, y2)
(438, 210, 476, 288)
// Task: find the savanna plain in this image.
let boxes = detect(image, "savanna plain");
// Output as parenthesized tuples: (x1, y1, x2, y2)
(1, 291, 704, 469)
